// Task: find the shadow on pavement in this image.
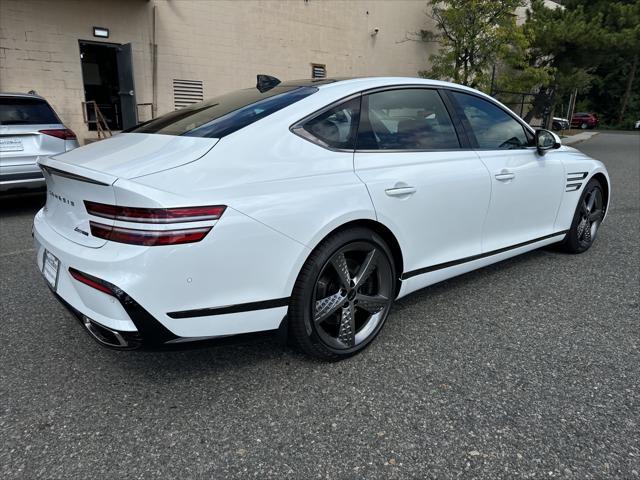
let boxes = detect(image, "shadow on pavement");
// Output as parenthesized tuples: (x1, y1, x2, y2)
(0, 190, 46, 216)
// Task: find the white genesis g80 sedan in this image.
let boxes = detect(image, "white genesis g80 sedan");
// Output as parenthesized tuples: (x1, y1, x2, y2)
(33, 76, 610, 360)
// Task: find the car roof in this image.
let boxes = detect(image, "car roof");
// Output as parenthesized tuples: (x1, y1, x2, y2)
(315, 77, 495, 100)
(0, 92, 46, 100)
(279, 76, 484, 95)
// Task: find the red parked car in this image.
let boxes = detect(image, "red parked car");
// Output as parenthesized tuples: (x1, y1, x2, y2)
(571, 112, 599, 129)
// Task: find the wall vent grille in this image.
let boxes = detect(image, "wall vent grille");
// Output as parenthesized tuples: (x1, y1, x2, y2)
(311, 64, 327, 79)
(173, 79, 204, 110)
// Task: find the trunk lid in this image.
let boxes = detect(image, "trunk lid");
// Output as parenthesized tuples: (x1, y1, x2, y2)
(40, 157, 118, 248)
(0, 124, 67, 167)
(50, 133, 218, 179)
(38, 133, 217, 248)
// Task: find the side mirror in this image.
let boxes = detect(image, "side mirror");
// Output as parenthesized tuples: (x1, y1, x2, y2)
(535, 129, 561, 155)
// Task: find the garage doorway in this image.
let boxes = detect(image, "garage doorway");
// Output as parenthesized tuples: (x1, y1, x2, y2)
(79, 40, 137, 131)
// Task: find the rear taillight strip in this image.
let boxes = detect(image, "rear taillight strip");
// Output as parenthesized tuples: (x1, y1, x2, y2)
(90, 221, 212, 246)
(69, 268, 115, 296)
(39, 128, 77, 140)
(84, 201, 226, 224)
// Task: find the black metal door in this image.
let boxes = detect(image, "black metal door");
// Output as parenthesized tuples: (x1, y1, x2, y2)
(116, 43, 137, 129)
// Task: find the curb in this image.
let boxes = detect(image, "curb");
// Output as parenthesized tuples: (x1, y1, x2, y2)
(562, 132, 599, 146)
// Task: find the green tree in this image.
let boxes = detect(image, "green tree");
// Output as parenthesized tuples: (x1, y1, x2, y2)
(565, 0, 640, 126)
(514, 0, 605, 124)
(418, 0, 527, 91)
(509, 0, 639, 127)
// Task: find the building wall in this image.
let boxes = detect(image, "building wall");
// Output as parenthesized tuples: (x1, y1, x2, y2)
(0, 0, 433, 142)
(0, 0, 153, 141)
(153, 0, 433, 115)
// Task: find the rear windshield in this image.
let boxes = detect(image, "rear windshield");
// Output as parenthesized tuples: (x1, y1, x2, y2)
(129, 86, 317, 138)
(0, 97, 60, 125)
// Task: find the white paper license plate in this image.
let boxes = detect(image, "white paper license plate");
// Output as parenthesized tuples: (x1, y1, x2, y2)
(42, 250, 60, 290)
(0, 138, 24, 152)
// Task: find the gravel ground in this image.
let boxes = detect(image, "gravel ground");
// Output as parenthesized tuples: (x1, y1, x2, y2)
(1, 132, 638, 479)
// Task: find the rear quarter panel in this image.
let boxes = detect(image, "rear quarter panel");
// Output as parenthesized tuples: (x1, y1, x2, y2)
(132, 107, 377, 299)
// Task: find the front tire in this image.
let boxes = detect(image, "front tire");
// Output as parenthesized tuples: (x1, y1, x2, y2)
(559, 178, 606, 253)
(288, 227, 396, 361)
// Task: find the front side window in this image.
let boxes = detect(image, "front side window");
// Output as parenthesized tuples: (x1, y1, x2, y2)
(129, 86, 317, 138)
(357, 88, 460, 150)
(451, 92, 529, 149)
(297, 96, 361, 150)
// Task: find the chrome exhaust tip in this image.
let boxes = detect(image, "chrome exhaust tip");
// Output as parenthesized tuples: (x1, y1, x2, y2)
(82, 316, 137, 349)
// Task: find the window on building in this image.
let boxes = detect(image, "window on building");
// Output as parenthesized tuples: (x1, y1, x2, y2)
(451, 92, 529, 149)
(357, 89, 460, 150)
(173, 79, 204, 110)
(311, 64, 327, 79)
(297, 96, 361, 150)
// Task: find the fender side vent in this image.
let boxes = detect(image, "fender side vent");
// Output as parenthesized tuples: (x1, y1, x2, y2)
(566, 172, 588, 191)
(567, 172, 588, 181)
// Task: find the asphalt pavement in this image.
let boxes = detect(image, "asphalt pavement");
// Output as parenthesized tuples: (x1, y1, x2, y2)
(1, 132, 638, 479)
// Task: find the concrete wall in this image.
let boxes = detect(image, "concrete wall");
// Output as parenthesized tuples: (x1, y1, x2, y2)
(153, 0, 433, 115)
(0, 0, 433, 142)
(0, 0, 153, 141)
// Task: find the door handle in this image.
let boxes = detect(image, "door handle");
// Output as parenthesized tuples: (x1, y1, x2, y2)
(385, 186, 417, 197)
(495, 171, 515, 181)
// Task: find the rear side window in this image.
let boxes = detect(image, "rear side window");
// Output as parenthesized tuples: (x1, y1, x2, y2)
(297, 96, 361, 150)
(0, 97, 60, 125)
(451, 92, 529, 149)
(129, 86, 317, 138)
(357, 89, 460, 150)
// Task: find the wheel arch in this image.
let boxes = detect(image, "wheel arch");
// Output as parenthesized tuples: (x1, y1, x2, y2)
(307, 219, 405, 297)
(591, 172, 610, 214)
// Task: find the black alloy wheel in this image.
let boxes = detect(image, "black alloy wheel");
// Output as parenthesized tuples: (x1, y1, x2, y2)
(289, 228, 395, 360)
(560, 178, 605, 253)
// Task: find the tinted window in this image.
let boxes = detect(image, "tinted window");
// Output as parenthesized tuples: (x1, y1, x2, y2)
(299, 96, 360, 149)
(358, 89, 459, 150)
(130, 86, 317, 138)
(0, 97, 59, 125)
(452, 92, 528, 149)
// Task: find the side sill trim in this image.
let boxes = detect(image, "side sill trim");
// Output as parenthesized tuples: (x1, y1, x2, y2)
(168, 297, 290, 319)
(401, 230, 569, 280)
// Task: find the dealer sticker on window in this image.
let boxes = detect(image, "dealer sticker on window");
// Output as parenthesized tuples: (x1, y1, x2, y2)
(42, 250, 60, 290)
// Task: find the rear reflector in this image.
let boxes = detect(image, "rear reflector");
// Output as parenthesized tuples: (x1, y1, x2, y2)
(69, 268, 115, 296)
(84, 201, 226, 224)
(39, 128, 77, 140)
(90, 221, 212, 246)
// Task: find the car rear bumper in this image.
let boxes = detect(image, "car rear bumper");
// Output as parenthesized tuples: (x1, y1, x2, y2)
(0, 164, 45, 192)
(52, 291, 145, 349)
(33, 205, 308, 348)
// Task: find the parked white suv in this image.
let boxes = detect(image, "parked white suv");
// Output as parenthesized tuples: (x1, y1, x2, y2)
(0, 93, 79, 192)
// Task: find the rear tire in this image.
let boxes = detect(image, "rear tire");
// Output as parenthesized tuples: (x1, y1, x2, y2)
(559, 178, 605, 253)
(288, 227, 396, 361)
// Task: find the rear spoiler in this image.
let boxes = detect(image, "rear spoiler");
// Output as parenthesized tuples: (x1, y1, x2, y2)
(40, 164, 110, 186)
(38, 156, 117, 186)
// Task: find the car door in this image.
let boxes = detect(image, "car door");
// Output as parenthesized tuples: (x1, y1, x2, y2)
(353, 87, 492, 280)
(447, 91, 565, 252)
